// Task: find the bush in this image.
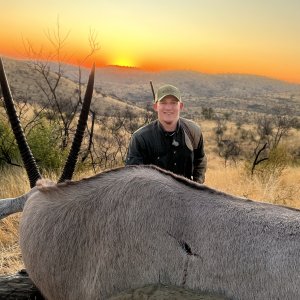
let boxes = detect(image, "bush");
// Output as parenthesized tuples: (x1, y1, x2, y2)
(245, 145, 291, 183)
(0, 118, 21, 167)
(202, 107, 215, 120)
(27, 121, 68, 174)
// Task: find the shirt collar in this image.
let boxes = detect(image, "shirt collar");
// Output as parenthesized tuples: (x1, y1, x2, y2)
(157, 120, 181, 135)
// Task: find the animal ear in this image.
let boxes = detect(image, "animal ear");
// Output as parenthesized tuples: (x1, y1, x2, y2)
(58, 63, 95, 183)
(0, 57, 41, 188)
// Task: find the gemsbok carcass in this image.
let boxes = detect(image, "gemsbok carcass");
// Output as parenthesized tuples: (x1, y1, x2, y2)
(1, 57, 300, 300)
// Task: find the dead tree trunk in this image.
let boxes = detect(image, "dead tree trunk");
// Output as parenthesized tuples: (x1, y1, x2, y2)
(0, 269, 44, 299)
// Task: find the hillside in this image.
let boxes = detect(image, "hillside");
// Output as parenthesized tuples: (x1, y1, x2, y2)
(0, 57, 144, 116)
(2, 56, 300, 118)
(65, 65, 300, 118)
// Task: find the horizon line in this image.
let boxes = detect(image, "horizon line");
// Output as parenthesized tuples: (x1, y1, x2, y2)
(2, 54, 300, 85)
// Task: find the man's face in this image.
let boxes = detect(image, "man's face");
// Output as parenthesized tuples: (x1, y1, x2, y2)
(153, 96, 183, 128)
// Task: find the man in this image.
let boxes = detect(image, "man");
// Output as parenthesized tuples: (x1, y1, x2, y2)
(126, 84, 207, 183)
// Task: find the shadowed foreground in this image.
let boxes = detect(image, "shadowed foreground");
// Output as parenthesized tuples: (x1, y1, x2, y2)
(109, 284, 226, 299)
(0, 271, 226, 300)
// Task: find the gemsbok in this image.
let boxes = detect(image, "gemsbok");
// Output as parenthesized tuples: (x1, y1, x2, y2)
(0, 57, 300, 300)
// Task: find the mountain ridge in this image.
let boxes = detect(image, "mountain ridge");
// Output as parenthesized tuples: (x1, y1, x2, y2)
(2, 56, 300, 117)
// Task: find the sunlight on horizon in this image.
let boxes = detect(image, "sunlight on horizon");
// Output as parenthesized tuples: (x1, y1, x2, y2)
(110, 57, 138, 68)
(1, 1, 300, 83)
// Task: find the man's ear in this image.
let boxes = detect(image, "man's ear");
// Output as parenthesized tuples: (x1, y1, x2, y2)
(153, 103, 158, 111)
(179, 102, 184, 110)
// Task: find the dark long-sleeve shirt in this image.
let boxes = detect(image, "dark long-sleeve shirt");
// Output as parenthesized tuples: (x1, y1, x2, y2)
(126, 118, 207, 183)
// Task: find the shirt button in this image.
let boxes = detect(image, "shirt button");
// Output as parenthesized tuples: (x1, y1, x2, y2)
(174, 163, 177, 166)
(157, 157, 160, 160)
(174, 151, 176, 154)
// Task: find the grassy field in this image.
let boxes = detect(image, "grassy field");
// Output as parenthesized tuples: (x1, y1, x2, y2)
(1, 120, 300, 275)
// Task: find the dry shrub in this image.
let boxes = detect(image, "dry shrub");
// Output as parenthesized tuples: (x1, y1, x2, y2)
(252, 146, 291, 183)
(206, 155, 300, 209)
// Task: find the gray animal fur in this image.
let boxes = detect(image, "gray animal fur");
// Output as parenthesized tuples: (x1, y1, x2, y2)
(17, 165, 300, 300)
(0, 188, 37, 219)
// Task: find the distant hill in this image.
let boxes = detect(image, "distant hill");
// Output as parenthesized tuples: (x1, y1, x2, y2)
(63, 64, 300, 117)
(2, 57, 300, 118)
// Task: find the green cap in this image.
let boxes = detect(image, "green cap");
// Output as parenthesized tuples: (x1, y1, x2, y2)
(155, 84, 181, 103)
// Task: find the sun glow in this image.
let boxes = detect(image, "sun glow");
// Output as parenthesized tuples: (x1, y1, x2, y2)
(1, 1, 300, 83)
(110, 57, 137, 68)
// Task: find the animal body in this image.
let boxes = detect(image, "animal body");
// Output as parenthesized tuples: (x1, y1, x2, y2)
(18, 165, 300, 300)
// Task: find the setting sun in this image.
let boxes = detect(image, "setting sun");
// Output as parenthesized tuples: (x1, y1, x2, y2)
(1, 1, 300, 83)
(110, 57, 137, 68)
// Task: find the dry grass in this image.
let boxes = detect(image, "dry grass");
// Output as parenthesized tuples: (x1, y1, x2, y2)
(203, 119, 300, 208)
(206, 155, 300, 208)
(0, 215, 23, 274)
(0, 168, 29, 275)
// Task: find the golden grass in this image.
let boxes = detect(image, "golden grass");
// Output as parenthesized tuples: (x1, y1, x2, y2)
(0, 215, 23, 274)
(1, 142, 300, 275)
(0, 168, 29, 274)
(206, 155, 300, 208)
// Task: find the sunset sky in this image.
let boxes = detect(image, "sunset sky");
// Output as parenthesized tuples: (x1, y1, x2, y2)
(1, 0, 300, 83)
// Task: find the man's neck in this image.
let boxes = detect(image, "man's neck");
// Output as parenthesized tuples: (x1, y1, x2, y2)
(159, 120, 179, 132)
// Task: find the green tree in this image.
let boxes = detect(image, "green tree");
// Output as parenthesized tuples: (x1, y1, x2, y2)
(27, 121, 68, 173)
(0, 117, 21, 168)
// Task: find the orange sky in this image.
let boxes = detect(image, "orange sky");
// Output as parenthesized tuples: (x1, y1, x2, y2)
(1, 0, 300, 83)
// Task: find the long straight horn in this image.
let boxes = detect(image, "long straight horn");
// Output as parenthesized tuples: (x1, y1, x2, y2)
(0, 57, 41, 188)
(58, 63, 95, 183)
